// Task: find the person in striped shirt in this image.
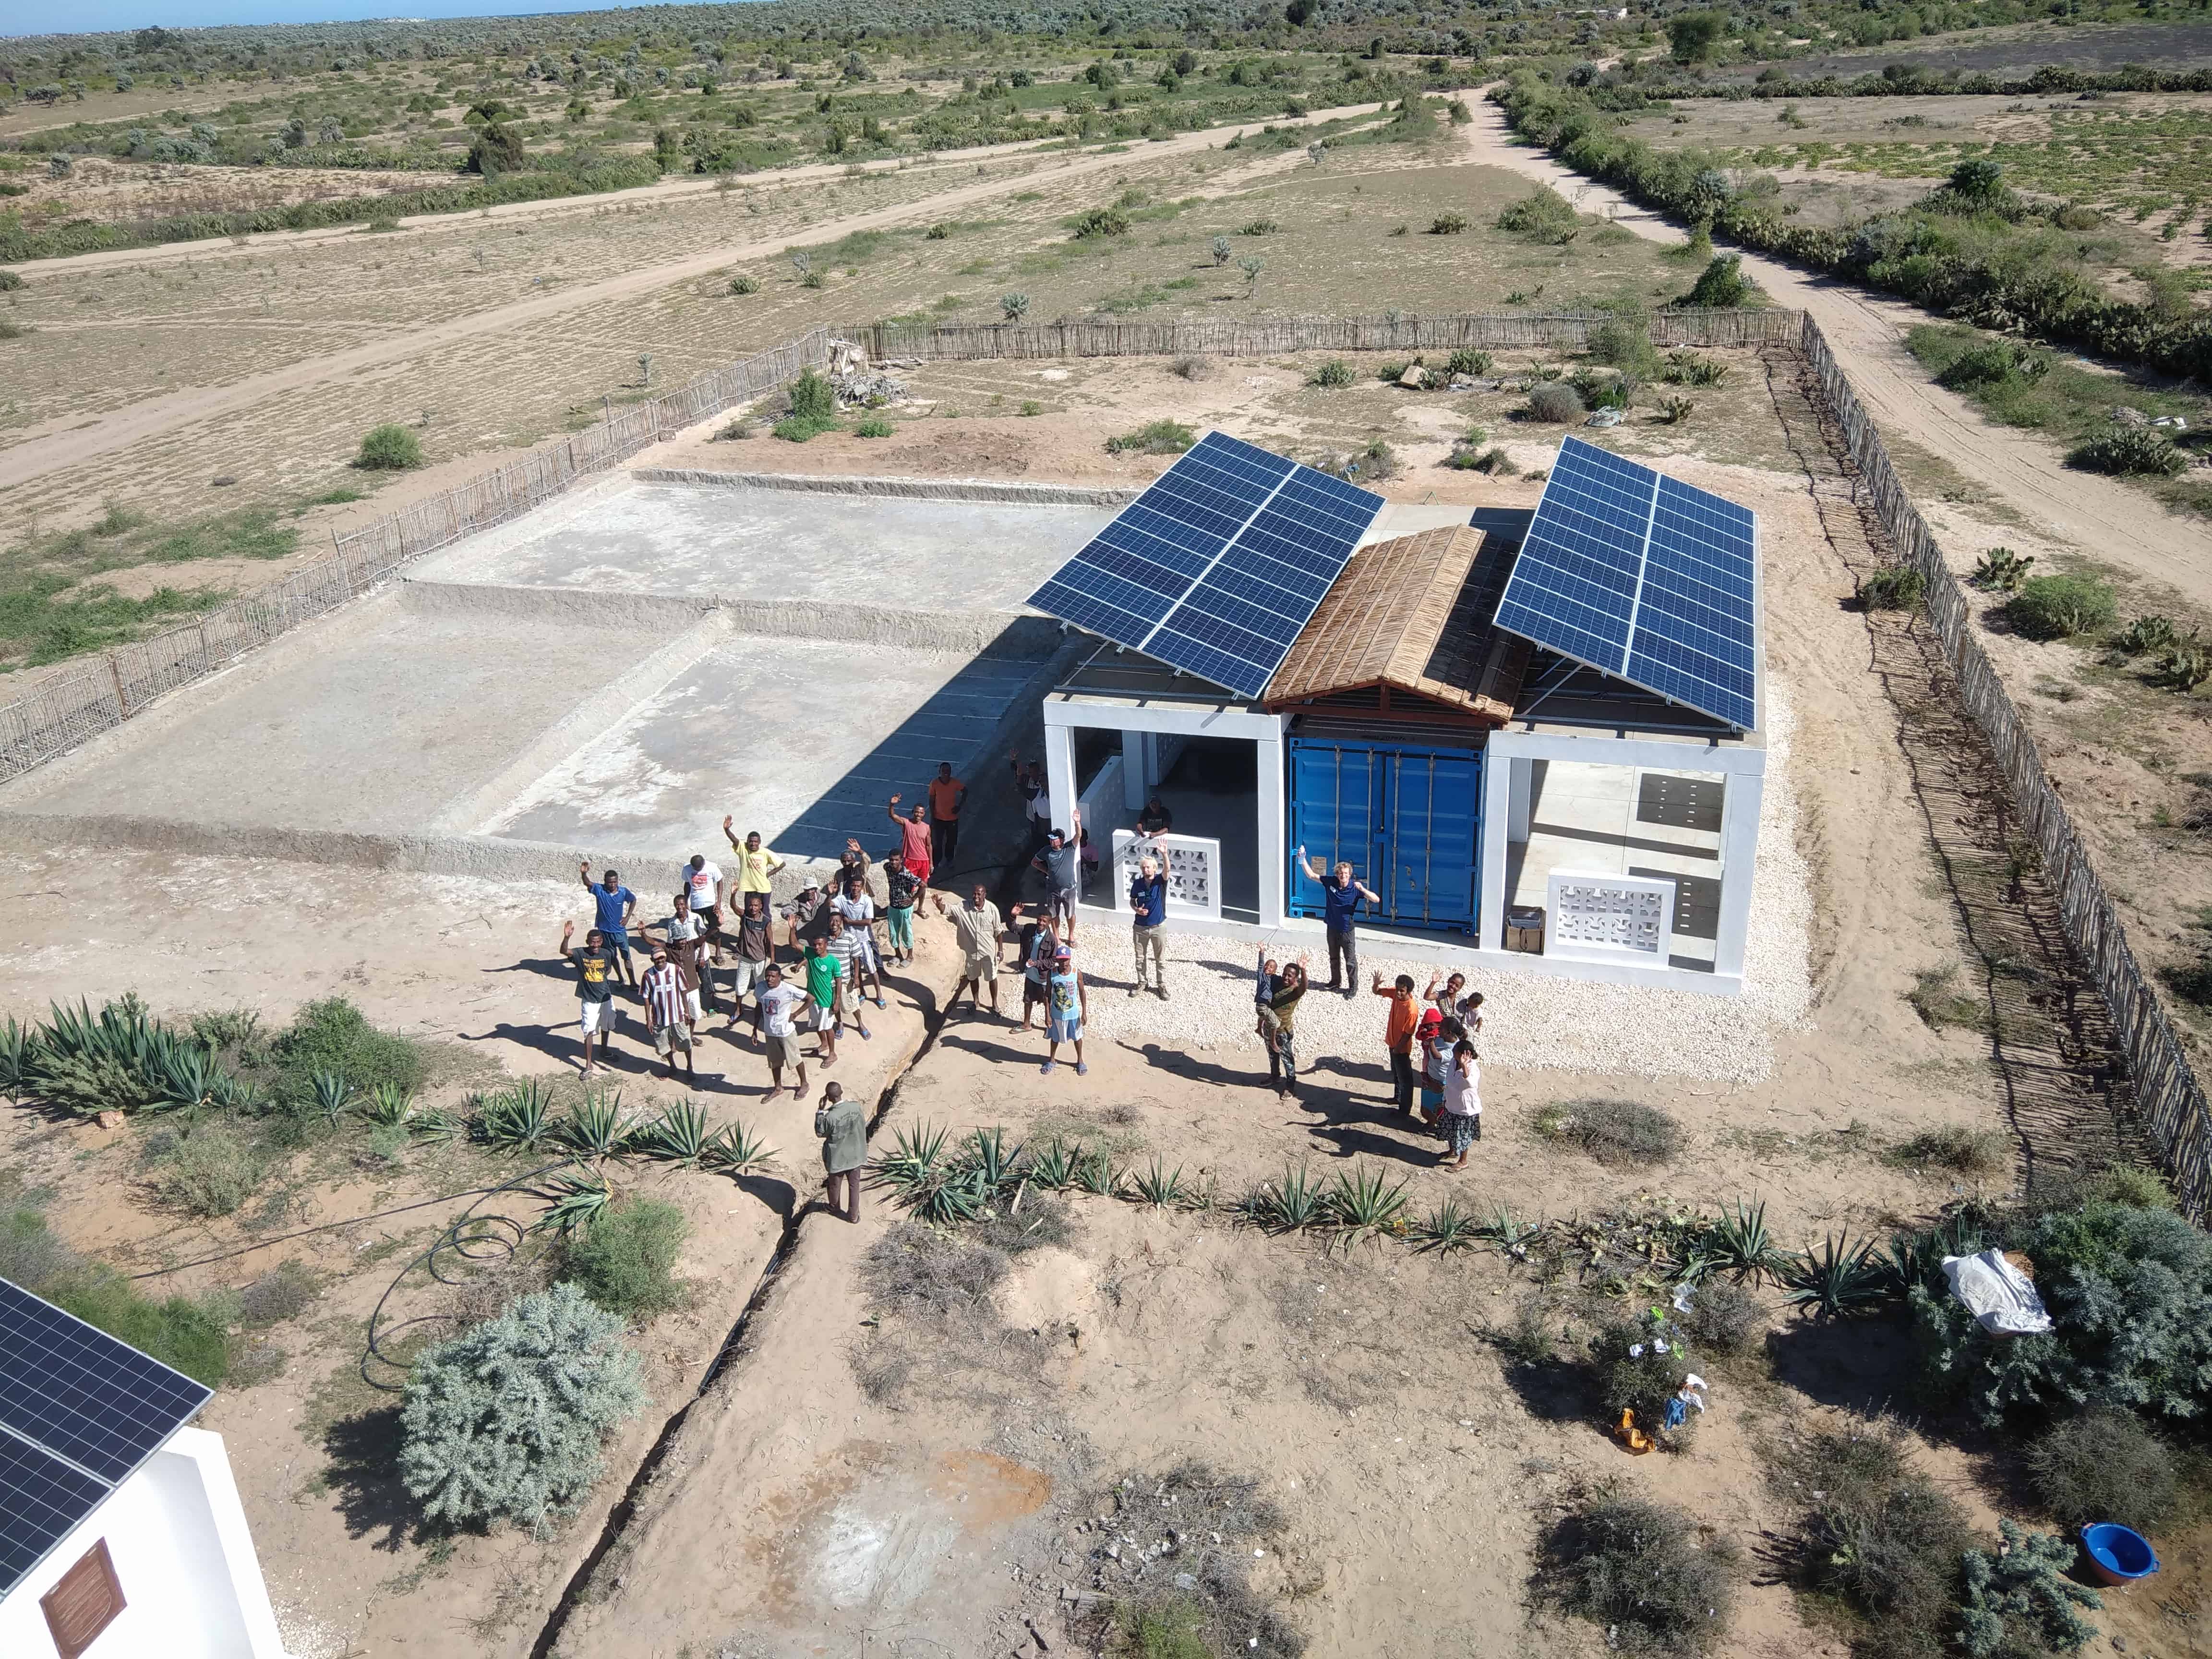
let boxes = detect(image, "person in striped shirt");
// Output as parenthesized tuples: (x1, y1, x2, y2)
(822, 914, 874, 1044)
(832, 874, 887, 1009)
(640, 943, 696, 1084)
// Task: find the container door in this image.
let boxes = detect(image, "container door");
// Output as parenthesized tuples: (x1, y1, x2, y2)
(1380, 748, 1481, 933)
(1286, 739, 1381, 921)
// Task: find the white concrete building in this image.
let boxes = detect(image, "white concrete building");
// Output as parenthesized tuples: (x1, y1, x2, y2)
(0, 1282, 285, 1659)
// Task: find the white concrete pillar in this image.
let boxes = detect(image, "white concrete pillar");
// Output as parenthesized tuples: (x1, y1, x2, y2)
(1122, 730, 1148, 810)
(1256, 719, 1287, 927)
(1044, 721, 1079, 842)
(1711, 763, 1764, 980)
(1479, 738, 1514, 953)
(1507, 757, 1535, 842)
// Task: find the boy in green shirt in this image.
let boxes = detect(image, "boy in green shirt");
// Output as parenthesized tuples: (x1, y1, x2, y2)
(802, 934, 844, 1067)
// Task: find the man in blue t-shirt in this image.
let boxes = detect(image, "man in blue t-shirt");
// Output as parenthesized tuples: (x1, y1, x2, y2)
(1129, 854, 1169, 999)
(581, 861, 640, 988)
(1296, 844, 1381, 998)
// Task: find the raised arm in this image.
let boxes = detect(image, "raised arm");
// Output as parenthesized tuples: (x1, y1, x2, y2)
(1355, 878, 1382, 904)
(722, 814, 741, 853)
(579, 858, 595, 891)
(1422, 971, 1443, 1001)
(1293, 843, 1325, 882)
(558, 919, 575, 958)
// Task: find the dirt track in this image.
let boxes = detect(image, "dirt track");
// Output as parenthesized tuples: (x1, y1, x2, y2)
(0, 98, 1394, 495)
(1455, 98, 2212, 609)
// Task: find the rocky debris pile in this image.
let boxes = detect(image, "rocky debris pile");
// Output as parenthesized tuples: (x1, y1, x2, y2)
(824, 337, 911, 409)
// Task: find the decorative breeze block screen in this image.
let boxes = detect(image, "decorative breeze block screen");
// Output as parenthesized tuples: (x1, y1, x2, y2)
(1545, 870, 1677, 961)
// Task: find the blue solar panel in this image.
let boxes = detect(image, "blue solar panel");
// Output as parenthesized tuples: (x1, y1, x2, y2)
(1493, 436, 1759, 731)
(1025, 431, 1383, 697)
(0, 1277, 212, 1595)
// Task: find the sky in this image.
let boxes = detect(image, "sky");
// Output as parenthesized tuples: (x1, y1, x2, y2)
(9, 0, 696, 36)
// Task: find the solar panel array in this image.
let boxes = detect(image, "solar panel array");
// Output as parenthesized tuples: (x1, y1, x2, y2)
(1492, 435, 1759, 732)
(1027, 431, 1384, 698)
(0, 1278, 212, 1596)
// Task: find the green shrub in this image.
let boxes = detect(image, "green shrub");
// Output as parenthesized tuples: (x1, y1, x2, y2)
(144, 1119, 270, 1217)
(1910, 1198, 2212, 1424)
(1779, 1422, 1974, 1659)
(1496, 185, 1579, 244)
(0, 269, 22, 291)
(1959, 1520, 2102, 1659)
(24, 996, 187, 1116)
(1445, 347, 1491, 376)
(1001, 290, 1032, 322)
(1591, 1317, 1693, 1425)
(1674, 1278, 1765, 1356)
(1070, 206, 1130, 239)
(1937, 339, 2049, 392)
(399, 1283, 646, 1530)
(1587, 316, 1659, 378)
(2068, 427, 2188, 478)
(1106, 420, 1196, 456)
(50, 1270, 229, 1386)
(1310, 357, 1355, 389)
(1532, 1097, 1678, 1165)
(354, 423, 423, 470)
(2008, 573, 2116, 641)
(787, 367, 835, 421)
(1861, 564, 1927, 612)
(854, 415, 893, 438)
(1536, 1490, 1740, 1655)
(560, 1196, 688, 1318)
(268, 998, 426, 1106)
(1887, 1125, 2009, 1177)
(1682, 254, 1754, 309)
(237, 1260, 319, 1328)
(924, 222, 951, 240)
(772, 415, 837, 442)
(1526, 382, 1586, 424)
(727, 274, 760, 295)
(2027, 1407, 2177, 1530)
(1429, 212, 1467, 234)
(1662, 350, 1729, 387)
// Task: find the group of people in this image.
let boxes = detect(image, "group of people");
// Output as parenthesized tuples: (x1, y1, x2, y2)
(550, 767, 1486, 1171)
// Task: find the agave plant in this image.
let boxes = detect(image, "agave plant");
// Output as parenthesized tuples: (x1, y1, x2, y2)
(308, 1070, 354, 1127)
(1246, 1162, 1327, 1233)
(28, 996, 184, 1116)
(152, 1043, 235, 1116)
(1073, 1149, 1122, 1198)
(967, 1127, 1021, 1191)
(1024, 1137, 1078, 1191)
(533, 1168, 613, 1234)
(701, 1119, 776, 1177)
(1130, 1159, 1188, 1208)
(1782, 1231, 1888, 1318)
(475, 1080, 554, 1151)
(872, 1121, 950, 1192)
(555, 1090, 630, 1157)
(1477, 1204, 1540, 1253)
(1413, 1197, 1484, 1253)
(1694, 1199, 1784, 1284)
(630, 1101, 713, 1166)
(0, 1018, 36, 1102)
(360, 1082, 415, 1128)
(1327, 1163, 1409, 1246)
(407, 1107, 467, 1143)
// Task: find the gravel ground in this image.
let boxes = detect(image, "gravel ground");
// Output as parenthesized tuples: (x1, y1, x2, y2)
(1072, 684, 1814, 1085)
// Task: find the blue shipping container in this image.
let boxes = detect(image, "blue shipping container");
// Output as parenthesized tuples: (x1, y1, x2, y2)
(1286, 738, 1482, 933)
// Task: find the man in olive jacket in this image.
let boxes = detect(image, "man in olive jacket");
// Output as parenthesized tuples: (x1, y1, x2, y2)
(815, 1082, 866, 1223)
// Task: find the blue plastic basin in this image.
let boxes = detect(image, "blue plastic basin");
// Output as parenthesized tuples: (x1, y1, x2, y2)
(2081, 1523, 2159, 1586)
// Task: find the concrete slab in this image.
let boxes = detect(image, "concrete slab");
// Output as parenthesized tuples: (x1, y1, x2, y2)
(409, 479, 1117, 612)
(3, 591, 664, 839)
(483, 636, 1057, 863)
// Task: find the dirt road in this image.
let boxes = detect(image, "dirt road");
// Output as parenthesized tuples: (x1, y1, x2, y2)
(0, 99, 1391, 495)
(1457, 97, 2212, 609)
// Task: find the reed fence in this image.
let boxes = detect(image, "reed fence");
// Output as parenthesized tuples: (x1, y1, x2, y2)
(844, 307, 1798, 362)
(1797, 313, 2211, 1220)
(0, 328, 829, 783)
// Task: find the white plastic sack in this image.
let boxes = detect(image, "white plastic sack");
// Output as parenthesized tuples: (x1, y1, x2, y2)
(1941, 1250, 2053, 1336)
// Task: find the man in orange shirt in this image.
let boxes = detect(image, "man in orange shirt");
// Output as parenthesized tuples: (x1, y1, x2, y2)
(927, 762, 967, 871)
(1372, 971, 1419, 1116)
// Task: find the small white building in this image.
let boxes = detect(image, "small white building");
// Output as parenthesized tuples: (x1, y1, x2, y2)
(0, 1280, 285, 1659)
(1027, 433, 1765, 996)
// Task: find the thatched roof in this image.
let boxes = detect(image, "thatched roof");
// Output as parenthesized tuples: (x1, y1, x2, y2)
(1263, 525, 1526, 722)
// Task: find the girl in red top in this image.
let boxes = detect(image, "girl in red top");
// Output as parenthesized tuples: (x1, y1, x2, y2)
(885, 794, 934, 885)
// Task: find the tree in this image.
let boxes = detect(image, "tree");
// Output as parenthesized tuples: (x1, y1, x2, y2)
(1001, 291, 1032, 322)
(399, 1284, 645, 1530)
(1667, 12, 1726, 62)
(467, 120, 528, 177)
(1285, 0, 1316, 23)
